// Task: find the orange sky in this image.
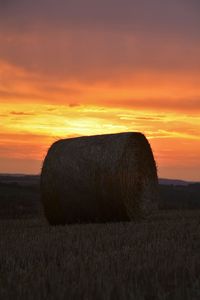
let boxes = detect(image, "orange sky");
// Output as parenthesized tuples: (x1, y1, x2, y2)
(0, 0, 200, 180)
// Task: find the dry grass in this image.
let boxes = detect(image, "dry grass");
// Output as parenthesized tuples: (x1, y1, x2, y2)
(0, 210, 200, 300)
(41, 132, 158, 224)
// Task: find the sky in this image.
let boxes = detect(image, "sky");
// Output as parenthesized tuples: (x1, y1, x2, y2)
(0, 0, 200, 180)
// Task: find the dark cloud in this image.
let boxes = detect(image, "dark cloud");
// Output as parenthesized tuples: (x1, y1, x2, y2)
(10, 111, 35, 116)
(68, 103, 80, 107)
(0, 0, 199, 117)
(103, 97, 200, 113)
(135, 116, 163, 121)
(0, 28, 199, 81)
(1, 0, 200, 37)
(0, 90, 43, 101)
(46, 107, 57, 112)
(0, 1, 199, 80)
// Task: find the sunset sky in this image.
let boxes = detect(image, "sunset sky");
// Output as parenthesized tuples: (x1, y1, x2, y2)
(0, 0, 200, 180)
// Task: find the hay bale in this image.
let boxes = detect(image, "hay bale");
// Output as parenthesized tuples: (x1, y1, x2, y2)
(40, 132, 158, 225)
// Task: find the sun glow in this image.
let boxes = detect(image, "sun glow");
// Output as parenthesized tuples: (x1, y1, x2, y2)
(1, 100, 200, 180)
(0, 40, 200, 180)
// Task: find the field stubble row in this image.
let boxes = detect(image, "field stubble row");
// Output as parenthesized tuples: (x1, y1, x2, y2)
(0, 210, 200, 300)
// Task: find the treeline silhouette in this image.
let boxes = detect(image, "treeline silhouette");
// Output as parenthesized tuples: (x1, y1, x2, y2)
(0, 175, 199, 219)
(159, 183, 200, 209)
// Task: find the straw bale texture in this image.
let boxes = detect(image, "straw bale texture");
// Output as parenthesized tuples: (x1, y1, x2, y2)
(40, 132, 158, 224)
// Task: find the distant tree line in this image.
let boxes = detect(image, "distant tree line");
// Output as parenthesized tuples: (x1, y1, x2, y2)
(0, 177, 199, 219)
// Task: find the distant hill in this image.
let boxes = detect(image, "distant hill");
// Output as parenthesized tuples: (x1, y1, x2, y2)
(0, 174, 199, 186)
(0, 174, 40, 186)
(0, 174, 200, 219)
(158, 178, 197, 186)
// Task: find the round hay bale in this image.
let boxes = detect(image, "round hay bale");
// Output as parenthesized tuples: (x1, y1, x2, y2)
(40, 132, 158, 225)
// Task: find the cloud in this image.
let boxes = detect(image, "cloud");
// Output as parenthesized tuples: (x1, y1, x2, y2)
(0, 60, 200, 113)
(0, 28, 200, 82)
(0, 1, 199, 180)
(10, 111, 35, 116)
(107, 97, 200, 112)
(68, 103, 80, 107)
(0, 2, 199, 113)
(1, 100, 200, 180)
(0, 1, 199, 82)
(1, 0, 200, 36)
(134, 116, 164, 121)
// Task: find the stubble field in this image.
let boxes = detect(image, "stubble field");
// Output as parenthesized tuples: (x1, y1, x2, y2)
(0, 176, 200, 300)
(0, 211, 200, 300)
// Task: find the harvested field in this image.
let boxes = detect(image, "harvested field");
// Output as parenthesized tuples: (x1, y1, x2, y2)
(0, 211, 200, 300)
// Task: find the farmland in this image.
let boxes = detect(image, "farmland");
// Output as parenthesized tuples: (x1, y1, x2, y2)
(0, 175, 200, 300)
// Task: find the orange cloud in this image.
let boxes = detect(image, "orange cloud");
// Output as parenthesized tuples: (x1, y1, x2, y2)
(0, 97, 200, 179)
(1, 60, 200, 114)
(0, 0, 200, 180)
